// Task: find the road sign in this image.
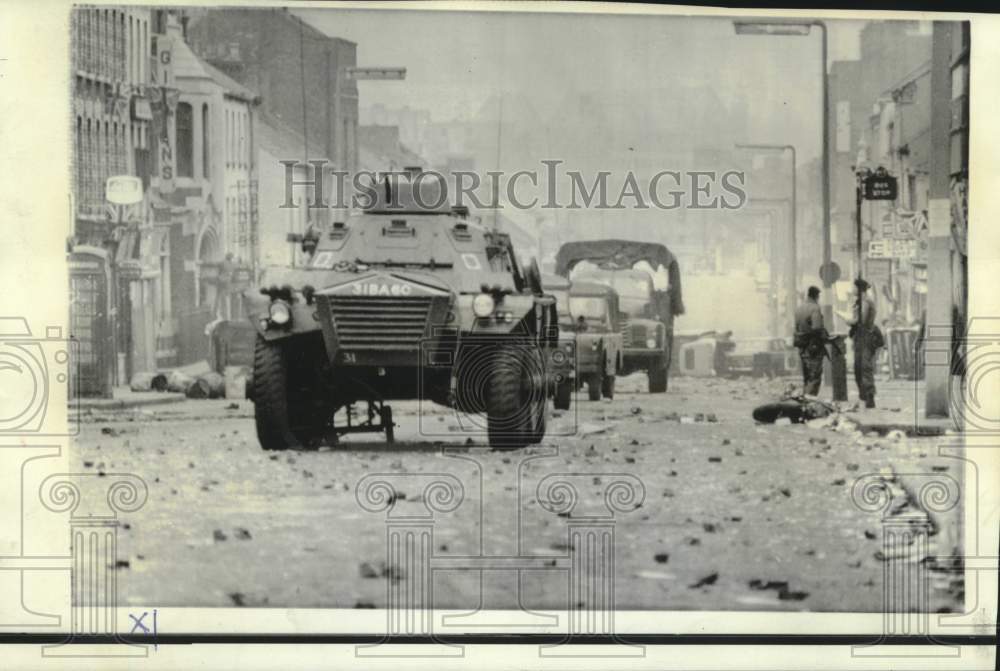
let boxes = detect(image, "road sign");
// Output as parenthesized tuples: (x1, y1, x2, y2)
(344, 67, 406, 81)
(862, 171, 898, 201)
(106, 175, 143, 205)
(819, 261, 841, 285)
(868, 239, 917, 259)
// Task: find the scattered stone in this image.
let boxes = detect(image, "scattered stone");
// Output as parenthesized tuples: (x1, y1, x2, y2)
(931, 465, 949, 472)
(846, 463, 860, 472)
(722, 438, 731, 445)
(226, 403, 239, 410)
(703, 523, 717, 533)
(654, 552, 669, 564)
(779, 488, 792, 498)
(114, 560, 130, 569)
(831, 478, 846, 486)
(234, 528, 252, 541)
(624, 456, 635, 464)
(438, 544, 449, 552)
(629, 439, 639, 446)
(708, 456, 722, 463)
(100, 426, 119, 436)
(706, 413, 718, 423)
(630, 406, 642, 415)
(83, 461, 93, 468)
(359, 562, 379, 578)
(778, 589, 809, 601)
(689, 572, 718, 589)
(228, 592, 246, 607)
(213, 529, 227, 542)
(354, 601, 376, 608)
(734, 448, 744, 456)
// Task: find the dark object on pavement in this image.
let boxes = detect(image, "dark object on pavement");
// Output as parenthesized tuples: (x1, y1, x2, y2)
(752, 396, 835, 424)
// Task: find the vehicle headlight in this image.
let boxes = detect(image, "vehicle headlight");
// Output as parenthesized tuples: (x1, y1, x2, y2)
(472, 293, 495, 318)
(269, 301, 291, 326)
(563, 343, 573, 353)
(646, 337, 657, 349)
(552, 351, 566, 365)
(591, 341, 600, 351)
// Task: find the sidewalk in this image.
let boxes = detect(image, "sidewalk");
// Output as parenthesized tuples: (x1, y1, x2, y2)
(842, 377, 958, 437)
(73, 387, 187, 411)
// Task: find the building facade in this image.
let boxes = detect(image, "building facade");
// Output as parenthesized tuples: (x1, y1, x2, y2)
(70, 6, 156, 395)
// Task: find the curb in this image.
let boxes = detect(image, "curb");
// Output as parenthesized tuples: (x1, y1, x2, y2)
(74, 393, 187, 411)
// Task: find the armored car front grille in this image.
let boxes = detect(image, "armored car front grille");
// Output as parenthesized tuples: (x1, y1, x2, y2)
(328, 296, 433, 350)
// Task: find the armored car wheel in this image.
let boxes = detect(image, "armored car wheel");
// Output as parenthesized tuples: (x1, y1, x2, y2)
(485, 343, 546, 449)
(252, 335, 330, 450)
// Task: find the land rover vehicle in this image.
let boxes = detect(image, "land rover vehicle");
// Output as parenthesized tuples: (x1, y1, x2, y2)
(565, 281, 623, 402)
(555, 240, 684, 393)
(245, 176, 556, 450)
(542, 273, 576, 410)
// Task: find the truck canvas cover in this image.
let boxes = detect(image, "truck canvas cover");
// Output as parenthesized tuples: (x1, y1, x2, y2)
(554, 239, 684, 316)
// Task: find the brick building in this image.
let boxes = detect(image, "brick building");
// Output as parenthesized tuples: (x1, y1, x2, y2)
(185, 8, 358, 178)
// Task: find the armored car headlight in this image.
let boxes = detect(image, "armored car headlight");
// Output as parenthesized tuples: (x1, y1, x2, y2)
(472, 293, 495, 318)
(269, 301, 291, 326)
(646, 337, 657, 349)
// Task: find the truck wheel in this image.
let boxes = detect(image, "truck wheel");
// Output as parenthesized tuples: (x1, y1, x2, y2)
(486, 344, 544, 449)
(252, 336, 302, 451)
(553, 379, 572, 410)
(587, 373, 602, 401)
(601, 374, 616, 399)
(648, 359, 669, 393)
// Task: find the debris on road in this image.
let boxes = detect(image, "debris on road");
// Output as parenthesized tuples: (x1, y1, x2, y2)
(689, 572, 719, 588)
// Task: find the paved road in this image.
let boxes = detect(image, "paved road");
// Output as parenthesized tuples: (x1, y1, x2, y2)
(73, 374, 964, 613)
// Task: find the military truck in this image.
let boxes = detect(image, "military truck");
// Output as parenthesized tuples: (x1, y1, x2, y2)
(555, 240, 684, 393)
(566, 280, 623, 402)
(542, 273, 576, 410)
(245, 175, 556, 450)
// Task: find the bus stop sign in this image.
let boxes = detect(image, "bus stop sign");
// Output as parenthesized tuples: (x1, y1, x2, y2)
(862, 171, 898, 200)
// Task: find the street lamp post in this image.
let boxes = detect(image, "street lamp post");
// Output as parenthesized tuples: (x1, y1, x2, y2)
(734, 19, 831, 331)
(736, 143, 797, 325)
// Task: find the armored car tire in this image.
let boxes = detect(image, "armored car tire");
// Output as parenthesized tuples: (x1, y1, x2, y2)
(252, 335, 329, 450)
(485, 343, 546, 449)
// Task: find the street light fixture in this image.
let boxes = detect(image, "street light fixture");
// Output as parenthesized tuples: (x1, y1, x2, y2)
(735, 143, 797, 330)
(733, 19, 831, 331)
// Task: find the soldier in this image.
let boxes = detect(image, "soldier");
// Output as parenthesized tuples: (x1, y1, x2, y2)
(849, 278, 878, 408)
(793, 286, 828, 396)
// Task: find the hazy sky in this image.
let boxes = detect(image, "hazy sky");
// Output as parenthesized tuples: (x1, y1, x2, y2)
(297, 7, 865, 165)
